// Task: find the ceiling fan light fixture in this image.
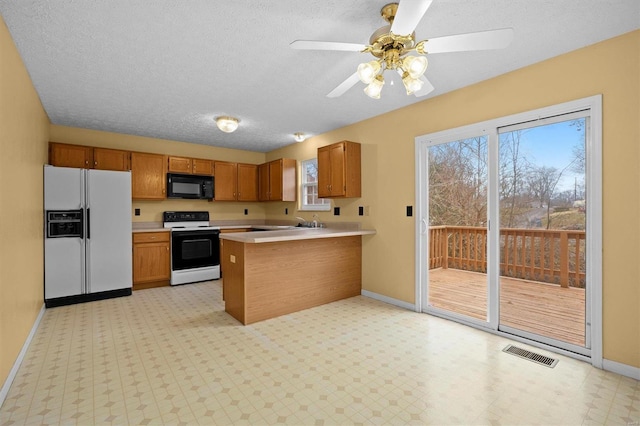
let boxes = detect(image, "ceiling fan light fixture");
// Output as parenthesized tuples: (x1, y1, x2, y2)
(357, 60, 382, 84)
(402, 72, 424, 95)
(216, 116, 239, 133)
(364, 75, 385, 99)
(403, 55, 428, 79)
(293, 132, 306, 143)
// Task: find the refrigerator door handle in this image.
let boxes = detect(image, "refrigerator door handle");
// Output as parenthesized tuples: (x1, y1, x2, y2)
(86, 208, 91, 239)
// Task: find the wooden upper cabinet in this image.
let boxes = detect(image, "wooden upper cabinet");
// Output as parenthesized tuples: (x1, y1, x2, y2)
(49, 143, 93, 169)
(237, 163, 258, 201)
(49, 143, 130, 171)
(258, 163, 270, 201)
(192, 158, 213, 176)
(259, 159, 296, 201)
(93, 148, 130, 171)
(214, 161, 238, 201)
(317, 141, 361, 198)
(168, 156, 192, 174)
(131, 152, 167, 200)
(168, 156, 213, 175)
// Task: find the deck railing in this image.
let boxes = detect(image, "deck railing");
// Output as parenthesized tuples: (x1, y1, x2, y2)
(429, 226, 586, 288)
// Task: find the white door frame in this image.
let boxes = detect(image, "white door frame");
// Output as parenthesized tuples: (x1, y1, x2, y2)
(415, 95, 602, 367)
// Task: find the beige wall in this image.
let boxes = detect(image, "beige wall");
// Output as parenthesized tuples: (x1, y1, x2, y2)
(0, 15, 50, 387)
(49, 125, 268, 223)
(268, 31, 640, 368)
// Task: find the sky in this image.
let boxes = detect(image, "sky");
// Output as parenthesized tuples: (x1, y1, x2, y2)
(500, 118, 585, 194)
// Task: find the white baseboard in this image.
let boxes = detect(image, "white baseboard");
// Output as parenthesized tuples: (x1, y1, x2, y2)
(602, 358, 640, 380)
(361, 289, 416, 311)
(0, 304, 45, 407)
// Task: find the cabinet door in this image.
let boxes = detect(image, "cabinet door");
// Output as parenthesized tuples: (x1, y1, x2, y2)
(258, 163, 270, 201)
(328, 142, 346, 196)
(133, 242, 170, 284)
(237, 163, 258, 201)
(168, 156, 192, 174)
(214, 161, 238, 200)
(49, 143, 93, 169)
(317, 146, 332, 198)
(281, 158, 297, 202)
(94, 148, 130, 171)
(131, 152, 166, 200)
(269, 160, 283, 201)
(192, 159, 213, 176)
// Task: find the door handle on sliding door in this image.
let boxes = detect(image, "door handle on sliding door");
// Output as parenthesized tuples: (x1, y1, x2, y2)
(421, 218, 428, 235)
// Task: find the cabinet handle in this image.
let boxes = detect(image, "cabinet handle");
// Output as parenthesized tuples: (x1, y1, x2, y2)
(85, 160, 89, 165)
(94, 161, 97, 166)
(166, 247, 169, 251)
(150, 236, 156, 239)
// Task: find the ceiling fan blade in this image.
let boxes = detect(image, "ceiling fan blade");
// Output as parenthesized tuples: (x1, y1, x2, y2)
(391, 0, 433, 36)
(423, 28, 514, 54)
(327, 72, 360, 98)
(290, 40, 366, 52)
(413, 75, 435, 97)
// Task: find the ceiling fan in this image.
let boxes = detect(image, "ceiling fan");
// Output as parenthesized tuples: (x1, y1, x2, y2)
(290, 0, 514, 99)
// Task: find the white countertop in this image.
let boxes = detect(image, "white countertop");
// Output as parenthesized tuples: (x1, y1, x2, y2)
(219, 227, 376, 244)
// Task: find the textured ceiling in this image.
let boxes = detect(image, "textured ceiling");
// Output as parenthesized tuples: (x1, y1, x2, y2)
(1, 1, 638, 152)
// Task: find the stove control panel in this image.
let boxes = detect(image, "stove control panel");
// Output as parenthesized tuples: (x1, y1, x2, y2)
(163, 211, 210, 223)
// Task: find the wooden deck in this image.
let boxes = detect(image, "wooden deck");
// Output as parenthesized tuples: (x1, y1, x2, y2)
(428, 268, 586, 347)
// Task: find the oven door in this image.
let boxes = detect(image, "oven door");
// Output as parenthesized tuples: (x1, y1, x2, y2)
(171, 229, 220, 271)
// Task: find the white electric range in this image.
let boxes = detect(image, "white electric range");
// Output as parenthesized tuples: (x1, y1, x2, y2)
(163, 211, 220, 285)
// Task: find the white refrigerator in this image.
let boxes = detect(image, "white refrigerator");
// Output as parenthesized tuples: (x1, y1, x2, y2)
(44, 166, 132, 307)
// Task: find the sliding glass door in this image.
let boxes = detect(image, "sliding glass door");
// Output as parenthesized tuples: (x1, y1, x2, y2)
(498, 114, 589, 353)
(416, 96, 601, 361)
(425, 135, 490, 326)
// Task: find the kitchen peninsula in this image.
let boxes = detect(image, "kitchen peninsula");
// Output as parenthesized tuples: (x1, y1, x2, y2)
(220, 227, 375, 324)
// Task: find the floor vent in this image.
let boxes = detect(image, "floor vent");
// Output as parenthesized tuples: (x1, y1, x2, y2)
(502, 344, 558, 368)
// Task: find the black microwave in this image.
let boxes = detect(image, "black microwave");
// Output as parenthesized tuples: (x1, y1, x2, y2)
(167, 173, 214, 200)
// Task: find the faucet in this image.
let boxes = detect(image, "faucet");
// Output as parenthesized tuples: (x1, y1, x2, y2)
(312, 214, 319, 228)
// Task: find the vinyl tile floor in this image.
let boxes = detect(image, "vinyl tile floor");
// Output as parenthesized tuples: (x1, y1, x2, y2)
(0, 280, 638, 425)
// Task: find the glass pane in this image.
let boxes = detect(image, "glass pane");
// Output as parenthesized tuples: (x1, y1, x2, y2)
(303, 159, 318, 184)
(427, 136, 488, 322)
(498, 118, 587, 347)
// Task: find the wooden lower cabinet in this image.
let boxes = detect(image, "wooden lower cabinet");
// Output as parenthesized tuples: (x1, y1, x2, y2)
(133, 232, 170, 289)
(222, 236, 362, 324)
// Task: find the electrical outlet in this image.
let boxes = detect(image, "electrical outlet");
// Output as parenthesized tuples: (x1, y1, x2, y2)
(244, 209, 248, 215)
(230, 255, 236, 264)
(406, 206, 413, 217)
(358, 206, 364, 216)
(334, 207, 340, 216)
(134, 208, 140, 216)
(285, 208, 288, 215)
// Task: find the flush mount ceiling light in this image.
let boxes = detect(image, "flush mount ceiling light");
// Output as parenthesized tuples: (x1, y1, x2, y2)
(215, 116, 239, 133)
(293, 132, 306, 143)
(290, 0, 514, 99)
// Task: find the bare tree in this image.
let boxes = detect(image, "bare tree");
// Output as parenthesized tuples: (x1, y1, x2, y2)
(499, 130, 529, 227)
(428, 137, 487, 227)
